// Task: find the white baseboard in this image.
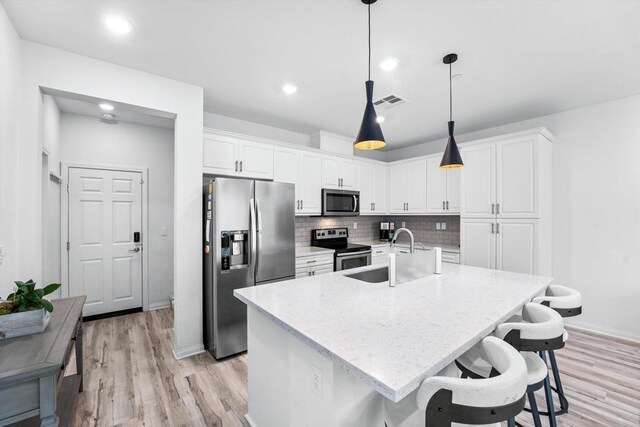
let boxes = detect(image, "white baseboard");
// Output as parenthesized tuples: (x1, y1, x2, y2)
(565, 319, 640, 343)
(148, 301, 171, 311)
(172, 343, 205, 360)
(245, 414, 257, 427)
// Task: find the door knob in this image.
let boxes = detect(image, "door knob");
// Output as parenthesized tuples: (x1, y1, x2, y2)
(128, 247, 141, 253)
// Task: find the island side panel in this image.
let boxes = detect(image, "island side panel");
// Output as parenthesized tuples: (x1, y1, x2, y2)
(246, 307, 382, 427)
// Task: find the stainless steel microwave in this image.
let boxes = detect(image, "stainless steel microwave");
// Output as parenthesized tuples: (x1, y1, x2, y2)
(321, 189, 360, 216)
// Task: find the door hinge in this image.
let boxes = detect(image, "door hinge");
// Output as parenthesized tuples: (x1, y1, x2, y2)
(66, 242, 70, 251)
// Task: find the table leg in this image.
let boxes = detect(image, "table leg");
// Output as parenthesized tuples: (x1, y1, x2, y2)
(76, 318, 84, 393)
(39, 375, 58, 427)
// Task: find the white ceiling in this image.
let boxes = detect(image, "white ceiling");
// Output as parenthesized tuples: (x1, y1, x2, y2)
(5, 0, 640, 150)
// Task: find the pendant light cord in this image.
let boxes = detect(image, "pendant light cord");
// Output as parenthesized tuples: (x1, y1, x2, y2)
(449, 62, 453, 121)
(368, 3, 371, 81)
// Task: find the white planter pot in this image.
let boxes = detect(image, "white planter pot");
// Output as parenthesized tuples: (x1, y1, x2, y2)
(0, 308, 51, 340)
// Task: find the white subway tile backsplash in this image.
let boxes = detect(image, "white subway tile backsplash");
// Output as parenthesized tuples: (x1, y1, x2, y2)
(295, 215, 460, 248)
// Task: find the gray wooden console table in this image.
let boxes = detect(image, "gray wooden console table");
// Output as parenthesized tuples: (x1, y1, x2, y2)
(0, 296, 86, 427)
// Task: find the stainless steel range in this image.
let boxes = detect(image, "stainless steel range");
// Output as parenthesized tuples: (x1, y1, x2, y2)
(311, 228, 371, 271)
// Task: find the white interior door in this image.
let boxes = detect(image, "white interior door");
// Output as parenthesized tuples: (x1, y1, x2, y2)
(68, 167, 143, 316)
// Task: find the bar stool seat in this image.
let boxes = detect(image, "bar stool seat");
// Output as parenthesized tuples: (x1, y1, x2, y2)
(383, 336, 527, 427)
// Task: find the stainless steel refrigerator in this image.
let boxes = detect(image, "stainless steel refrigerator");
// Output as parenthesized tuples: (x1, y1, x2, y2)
(203, 178, 295, 359)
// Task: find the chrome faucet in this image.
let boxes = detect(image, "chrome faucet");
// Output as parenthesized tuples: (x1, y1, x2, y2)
(391, 228, 415, 253)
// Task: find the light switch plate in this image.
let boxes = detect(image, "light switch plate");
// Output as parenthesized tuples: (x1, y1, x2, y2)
(353, 222, 357, 230)
(442, 222, 447, 230)
(401, 221, 406, 228)
(436, 223, 441, 230)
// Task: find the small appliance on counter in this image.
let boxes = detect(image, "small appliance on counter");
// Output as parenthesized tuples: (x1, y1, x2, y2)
(379, 222, 395, 242)
(311, 228, 371, 271)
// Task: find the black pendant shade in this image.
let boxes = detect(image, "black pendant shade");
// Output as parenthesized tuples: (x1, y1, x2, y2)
(440, 53, 464, 169)
(440, 121, 463, 169)
(355, 80, 386, 150)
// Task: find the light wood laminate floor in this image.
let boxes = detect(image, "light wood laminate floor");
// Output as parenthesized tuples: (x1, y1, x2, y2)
(72, 309, 640, 427)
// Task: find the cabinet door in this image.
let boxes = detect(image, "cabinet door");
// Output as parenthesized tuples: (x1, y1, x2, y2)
(496, 219, 537, 274)
(446, 168, 461, 213)
(274, 148, 300, 212)
(357, 162, 373, 214)
(340, 159, 356, 189)
(298, 152, 322, 214)
(203, 133, 238, 176)
(460, 143, 496, 217)
(238, 140, 274, 180)
(406, 159, 427, 213)
(388, 163, 406, 213)
(426, 155, 446, 213)
(321, 155, 341, 188)
(496, 138, 537, 218)
(460, 219, 496, 269)
(371, 164, 387, 213)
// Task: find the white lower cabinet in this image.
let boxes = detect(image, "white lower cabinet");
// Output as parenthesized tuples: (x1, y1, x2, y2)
(461, 218, 541, 274)
(371, 245, 389, 266)
(295, 252, 334, 278)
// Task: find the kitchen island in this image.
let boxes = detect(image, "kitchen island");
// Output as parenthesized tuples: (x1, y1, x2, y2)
(234, 263, 552, 427)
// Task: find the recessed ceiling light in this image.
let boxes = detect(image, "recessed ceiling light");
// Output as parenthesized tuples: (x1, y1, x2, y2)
(376, 116, 385, 123)
(103, 14, 133, 35)
(282, 83, 299, 95)
(379, 58, 398, 71)
(99, 103, 114, 111)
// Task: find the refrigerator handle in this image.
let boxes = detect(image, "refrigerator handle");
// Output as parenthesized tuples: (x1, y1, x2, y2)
(256, 198, 263, 233)
(250, 198, 258, 280)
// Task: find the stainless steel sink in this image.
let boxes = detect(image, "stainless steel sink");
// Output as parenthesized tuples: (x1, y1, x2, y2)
(345, 267, 389, 283)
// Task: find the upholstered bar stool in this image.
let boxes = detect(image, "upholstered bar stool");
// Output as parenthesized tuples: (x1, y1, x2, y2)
(455, 303, 565, 427)
(532, 285, 583, 415)
(383, 336, 527, 427)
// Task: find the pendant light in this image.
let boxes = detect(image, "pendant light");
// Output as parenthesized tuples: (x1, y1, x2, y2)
(354, 0, 386, 150)
(440, 53, 464, 168)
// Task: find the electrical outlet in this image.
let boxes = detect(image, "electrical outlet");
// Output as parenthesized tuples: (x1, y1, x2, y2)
(160, 226, 168, 236)
(436, 223, 441, 230)
(401, 221, 406, 228)
(353, 222, 357, 230)
(441, 222, 447, 230)
(312, 365, 322, 396)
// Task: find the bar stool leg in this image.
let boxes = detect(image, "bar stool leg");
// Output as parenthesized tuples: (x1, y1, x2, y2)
(527, 391, 543, 427)
(507, 417, 516, 427)
(540, 351, 558, 427)
(548, 349, 569, 414)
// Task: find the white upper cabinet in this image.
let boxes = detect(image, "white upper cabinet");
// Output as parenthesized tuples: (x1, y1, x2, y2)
(298, 152, 322, 214)
(460, 143, 496, 218)
(203, 133, 238, 176)
(446, 168, 461, 213)
(496, 137, 537, 218)
(322, 155, 356, 190)
(357, 161, 387, 214)
(238, 140, 274, 180)
(274, 147, 322, 215)
(388, 159, 427, 214)
(461, 130, 550, 219)
(426, 155, 447, 213)
(203, 130, 274, 180)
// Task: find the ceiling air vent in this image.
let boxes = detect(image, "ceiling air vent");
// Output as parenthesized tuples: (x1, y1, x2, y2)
(373, 94, 408, 110)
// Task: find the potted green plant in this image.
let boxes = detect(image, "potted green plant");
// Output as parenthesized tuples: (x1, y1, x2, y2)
(0, 279, 60, 340)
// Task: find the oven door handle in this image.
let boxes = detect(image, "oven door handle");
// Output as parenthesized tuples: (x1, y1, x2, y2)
(336, 250, 372, 258)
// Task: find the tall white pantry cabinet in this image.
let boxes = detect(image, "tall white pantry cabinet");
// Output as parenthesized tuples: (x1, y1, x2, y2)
(460, 128, 553, 276)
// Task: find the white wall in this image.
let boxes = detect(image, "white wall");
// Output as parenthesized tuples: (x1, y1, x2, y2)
(59, 113, 175, 308)
(17, 40, 204, 358)
(387, 95, 640, 341)
(204, 111, 311, 147)
(41, 95, 61, 296)
(0, 4, 21, 296)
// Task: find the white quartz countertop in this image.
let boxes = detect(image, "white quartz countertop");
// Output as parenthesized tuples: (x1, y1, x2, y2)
(352, 239, 460, 253)
(295, 246, 335, 257)
(235, 263, 551, 402)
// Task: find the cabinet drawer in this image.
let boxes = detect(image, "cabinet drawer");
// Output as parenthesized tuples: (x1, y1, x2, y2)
(442, 252, 460, 264)
(372, 255, 388, 266)
(371, 246, 389, 257)
(296, 264, 334, 277)
(295, 254, 333, 269)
